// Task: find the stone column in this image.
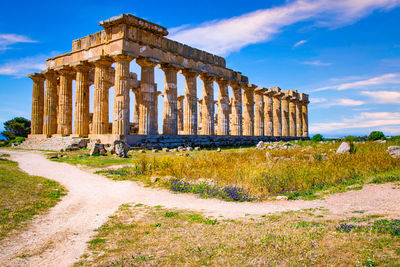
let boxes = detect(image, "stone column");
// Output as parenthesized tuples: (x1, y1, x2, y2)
(136, 58, 158, 135)
(263, 90, 274, 136)
(281, 93, 290, 137)
(216, 79, 229, 135)
(254, 87, 265, 136)
(197, 98, 202, 132)
(182, 70, 198, 135)
(289, 93, 297, 137)
(111, 55, 133, 136)
(43, 70, 58, 137)
(72, 62, 91, 137)
(91, 57, 113, 135)
(132, 88, 140, 124)
(56, 67, 74, 136)
(242, 85, 256, 136)
(272, 90, 283, 137)
(155, 90, 161, 134)
(301, 93, 309, 138)
(199, 74, 214, 135)
(177, 95, 184, 134)
(229, 83, 242, 136)
(28, 73, 45, 135)
(296, 98, 302, 137)
(160, 64, 178, 135)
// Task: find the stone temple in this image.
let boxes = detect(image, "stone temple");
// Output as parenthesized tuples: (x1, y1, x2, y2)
(27, 14, 309, 148)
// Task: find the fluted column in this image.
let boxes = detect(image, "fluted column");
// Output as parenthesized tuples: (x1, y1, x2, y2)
(155, 90, 161, 134)
(56, 67, 74, 136)
(111, 55, 133, 136)
(182, 70, 198, 135)
(197, 99, 202, 132)
(301, 94, 309, 137)
(281, 93, 290, 137)
(72, 62, 91, 137)
(296, 98, 302, 137)
(229, 83, 242, 136)
(28, 73, 45, 135)
(91, 57, 113, 134)
(263, 90, 274, 136)
(136, 58, 158, 135)
(254, 88, 265, 136)
(132, 89, 140, 125)
(43, 70, 58, 137)
(160, 64, 178, 135)
(273, 91, 283, 137)
(216, 79, 229, 135)
(242, 85, 255, 136)
(289, 94, 297, 137)
(177, 95, 184, 134)
(199, 74, 214, 135)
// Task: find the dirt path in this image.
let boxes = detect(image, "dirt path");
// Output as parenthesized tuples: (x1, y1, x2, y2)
(0, 150, 399, 266)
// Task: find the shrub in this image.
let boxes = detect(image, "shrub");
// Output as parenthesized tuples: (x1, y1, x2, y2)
(344, 136, 359, 142)
(312, 134, 323, 142)
(367, 131, 386, 141)
(12, 136, 25, 143)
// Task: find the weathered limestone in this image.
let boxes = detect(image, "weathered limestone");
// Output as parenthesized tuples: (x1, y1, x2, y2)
(229, 82, 242, 136)
(300, 93, 309, 137)
(161, 64, 178, 135)
(263, 89, 274, 136)
(132, 88, 140, 124)
(112, 54, 133, 136)
(155, 90, 161, 134)
(197, 98, 203, 131)
(254, 87, 265, 136)
(28, 73, 45, 135)
(72, 62, 91, 137)
(243, 84, 256, 136)
(182, 70, 198, 135)
(91, 57, 113, 134)
(295, 97, 303, 137)
(56, 67, 74, 136)
(281, 92, 290, 137)
(216, 79, 230, 135)
(43, 70, 58, 137)
(137, 57, 158, 135)
(289, 91, 298, 137)
(200, 74, 214, 135)
(272, 87, 283, 137)
(177, 95, 184, 134)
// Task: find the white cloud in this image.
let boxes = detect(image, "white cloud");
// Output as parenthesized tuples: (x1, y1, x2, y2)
(310, 97, 326, 104)
(293, 40, 307, 48)
(314, 73, 400, 92)
(325, 98, 365, 108)
(362, 90, 400, 103)
(170, 0, 400, 55)
(310, 112, 400, 133)
(301, 60, 332, 66)
(0, 34, 37, 50)
(0, 54, 49, 78)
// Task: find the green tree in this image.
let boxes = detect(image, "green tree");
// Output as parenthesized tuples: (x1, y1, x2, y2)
(344, 135, 359, 142)
(1, 117, 31, 140)
(367, 131, 386, 141)
(312, 134, 323, 142)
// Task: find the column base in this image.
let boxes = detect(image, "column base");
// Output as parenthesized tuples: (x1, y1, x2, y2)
(70, 134, 89, 138)
(52, 134, 72, 137)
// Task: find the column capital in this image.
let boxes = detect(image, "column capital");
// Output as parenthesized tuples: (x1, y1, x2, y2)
(177, 95, 185, 101)
(229, 81, 242, 89)
(243, 84, 257, 92)
(42, 69, 58, 79)
(72, 61, 93, 72)
(89, 56, 113, 67)
(112, 54, 134, 62)
(136, 57, 159, 68)
(180, 68, 200, 78)
(255, 87, 266, 94)
(216, 77, 228, 87)
(28, 72, 45, 82)
(55, 66, 75, 76)
(156, 91, 163, 97)
(263, 88, 275, 97)
(281, 93, 291, 100)
(159, 62, 182, 72)
(199, 73, 215, 82)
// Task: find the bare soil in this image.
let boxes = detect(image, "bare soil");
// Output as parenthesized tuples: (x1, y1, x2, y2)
(0, 150, 399, 266)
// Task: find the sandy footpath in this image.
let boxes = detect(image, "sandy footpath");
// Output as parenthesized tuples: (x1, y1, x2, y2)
(0, 150, 399, 266)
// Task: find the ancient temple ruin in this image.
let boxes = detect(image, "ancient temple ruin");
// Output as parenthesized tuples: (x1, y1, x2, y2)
(28, 14, 309, 147)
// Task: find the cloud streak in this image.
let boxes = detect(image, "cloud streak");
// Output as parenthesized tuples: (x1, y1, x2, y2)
(0, 33, 37, 50)
(301, 60, 331, 66)
(293, 40, 307, 48)
(362, 90, 400, 103)
(0, 54, 49, 78)
(170, 0, 400, 55)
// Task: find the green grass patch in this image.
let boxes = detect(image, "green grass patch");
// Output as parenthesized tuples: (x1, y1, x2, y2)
(0, 158, 66, 240)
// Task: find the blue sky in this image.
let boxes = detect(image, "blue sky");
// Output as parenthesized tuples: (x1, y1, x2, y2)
(1, 0, 400, 137)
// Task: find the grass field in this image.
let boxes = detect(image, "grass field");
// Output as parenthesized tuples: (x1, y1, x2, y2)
(52, 140, 400, 201)
(75, 204, 400, 266)
(0, 154, 66, 240)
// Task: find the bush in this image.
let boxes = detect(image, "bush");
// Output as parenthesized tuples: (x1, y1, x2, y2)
(367, 131, 386, 141)
(11, 136, 25, 144)
(312, 134, 323, 142)
(344, 136, 359, 142)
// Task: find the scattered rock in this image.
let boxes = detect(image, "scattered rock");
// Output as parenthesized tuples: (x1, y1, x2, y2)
(194, 147, 201, 151)
(150, 176, 160, 183)
(162, 148, 169, 152)
(217, 147, 222, 152)
(139, 149, 146, 153)
(90, 143, 107, 156)
(256, 141, 265, 150)
(50, 155, 58, 159)
(276, 196, 288, 200)
(336, 142, 351, 154)
(152, 149, 158, 153)
(375, 140, 387, 143)
(387, 146, 400, 158)
(170, 148, 177, 152)
(178, 146, 185, 152)
(186, 146, 193, 152)
(112, 140, 130, 158)
(265, 151, 272, 160)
